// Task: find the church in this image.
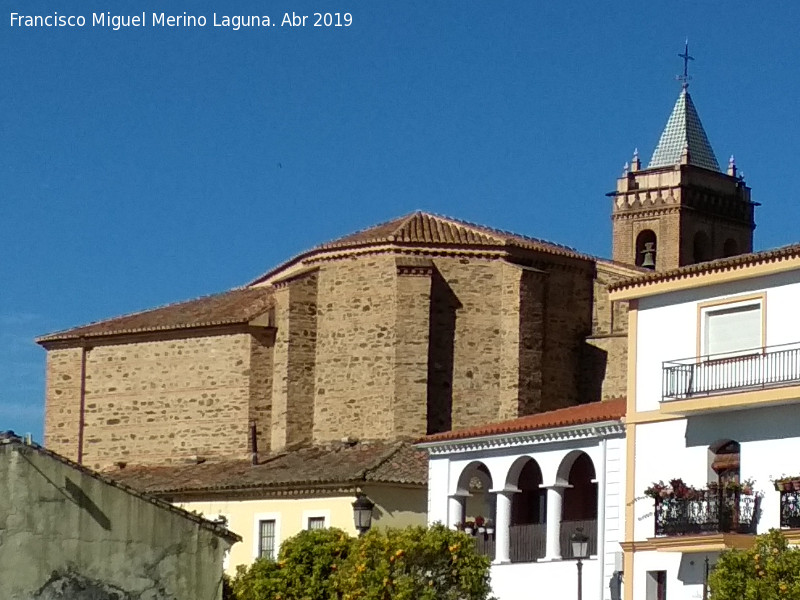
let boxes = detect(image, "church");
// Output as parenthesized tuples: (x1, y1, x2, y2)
(35, 72, 757, 573)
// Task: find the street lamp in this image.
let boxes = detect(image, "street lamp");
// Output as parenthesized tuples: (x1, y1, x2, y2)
(571, 527, 590, 600)
(352, 493, 375, 536)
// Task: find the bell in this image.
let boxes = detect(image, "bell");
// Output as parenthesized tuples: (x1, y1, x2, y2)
(641, 242, 656, 269)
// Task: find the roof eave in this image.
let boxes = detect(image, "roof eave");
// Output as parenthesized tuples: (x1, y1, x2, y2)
(417, 418, 625, 455)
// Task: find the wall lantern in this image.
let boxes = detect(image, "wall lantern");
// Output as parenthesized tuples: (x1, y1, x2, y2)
(352, 493, 375, 536)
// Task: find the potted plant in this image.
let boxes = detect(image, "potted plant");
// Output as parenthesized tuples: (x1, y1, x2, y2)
(485, 519, 495, 535)
(475, 515, 486, 534)
(463, 520, 475, 535)
(772, 475, 800, 492)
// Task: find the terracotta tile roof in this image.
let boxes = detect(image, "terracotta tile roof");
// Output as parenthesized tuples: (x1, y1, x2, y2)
(608, 243, 800, 294)
(37, 287, 274, 344)
(105, 441, 427, 495)
(420, 398, 627, 444)
(250, 211, 593, 285)
(0, 431, 240, 543)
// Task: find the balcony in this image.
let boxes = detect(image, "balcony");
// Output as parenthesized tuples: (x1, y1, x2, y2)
(472, 519, 597, 563)
(780, 488, 800, 529)
(653, 491, 760, 545)
(661, 343, 800, 414)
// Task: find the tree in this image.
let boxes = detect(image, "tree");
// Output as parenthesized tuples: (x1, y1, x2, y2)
(232, 527, 353, 600)
(337, 524, 493, 600)
(230, 524, 494, 600)
(709, 529, 800, 600)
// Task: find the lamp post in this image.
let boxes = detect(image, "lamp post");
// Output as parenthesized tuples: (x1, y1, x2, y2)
(352, 493, 375, 536)
(571, 527, 590, 600)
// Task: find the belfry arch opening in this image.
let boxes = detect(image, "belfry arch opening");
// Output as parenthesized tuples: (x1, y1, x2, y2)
(723, 238, 739, 257)
(693, 231, 712, 263)
(635, 230, 657, 269)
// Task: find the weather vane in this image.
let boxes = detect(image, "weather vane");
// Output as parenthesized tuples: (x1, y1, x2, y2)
(677, 39, 694, 88)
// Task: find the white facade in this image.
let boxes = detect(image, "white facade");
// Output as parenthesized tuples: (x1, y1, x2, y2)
(422, 416, 626, 600)
(624, 266, 800, 600)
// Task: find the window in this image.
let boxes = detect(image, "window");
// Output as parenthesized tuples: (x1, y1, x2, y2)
(646, 570, 667, 600)
(702, 301, 762, 357)
(258, 519, 276, 559)
(307, 516, 326, 530)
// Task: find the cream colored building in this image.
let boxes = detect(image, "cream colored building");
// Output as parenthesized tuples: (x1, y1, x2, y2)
(110, 440, 427, 574)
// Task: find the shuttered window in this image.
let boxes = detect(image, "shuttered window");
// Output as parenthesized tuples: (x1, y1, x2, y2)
(307, 516, 326, 530)
(703, 302, 762, 357)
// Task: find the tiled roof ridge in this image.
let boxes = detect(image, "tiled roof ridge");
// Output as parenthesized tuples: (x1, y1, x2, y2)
(36, 286, 271, 343)
(1, 434, 240, 543)
(248, 211, 596, 285)
(420, 398, 627, 444)
(609, 242, 800, 292)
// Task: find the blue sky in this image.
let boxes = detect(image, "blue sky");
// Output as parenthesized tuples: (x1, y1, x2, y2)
(2, 1, 800, 439)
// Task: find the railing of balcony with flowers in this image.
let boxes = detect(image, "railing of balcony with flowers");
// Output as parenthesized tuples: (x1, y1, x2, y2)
(775, 477, 800, 529)
(645, 478, 762, 537)
(662, 342, 800, 401)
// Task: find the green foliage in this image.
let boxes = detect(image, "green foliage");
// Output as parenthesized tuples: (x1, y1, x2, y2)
(709, 529, 800, 600)
(278, 527, 354, 600)
(337, 523, 493, 600)
(231, 558, 286, 600)
(229, 524, 494, 600)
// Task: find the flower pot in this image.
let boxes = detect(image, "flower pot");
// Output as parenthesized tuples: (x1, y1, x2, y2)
(486, 527, 495, 535)
(464, 527, 474, 535)
(477, 527, 486, 534)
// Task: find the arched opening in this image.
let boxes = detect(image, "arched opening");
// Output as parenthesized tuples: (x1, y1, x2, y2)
(693, 231, 712, 263)
(507, 457, 546, 562)
(723, 238, 739, 258)
(635, 230, 657, 269)
(559, 452, 598, 558)
(455, 461, 495, 531)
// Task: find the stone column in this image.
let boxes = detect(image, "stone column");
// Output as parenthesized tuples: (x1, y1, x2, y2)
(448, 494, 466, 530)
(544, 484, 568, 560)
(492, 490, 516, 564)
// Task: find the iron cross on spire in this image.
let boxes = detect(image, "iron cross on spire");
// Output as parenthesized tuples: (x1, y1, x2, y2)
(677, 39, 694, 88)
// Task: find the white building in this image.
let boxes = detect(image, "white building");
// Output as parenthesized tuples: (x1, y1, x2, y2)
(419, 399, 626, 600)
(610, 243, 800, 600)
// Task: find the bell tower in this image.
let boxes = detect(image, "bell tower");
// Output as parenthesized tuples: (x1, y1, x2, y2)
(610, 45, 756, 271)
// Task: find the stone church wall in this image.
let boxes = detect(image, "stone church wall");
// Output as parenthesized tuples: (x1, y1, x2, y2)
(312, 255, 398, 444)
(45, 332, 263, 470)
(43, 347, 84, 460)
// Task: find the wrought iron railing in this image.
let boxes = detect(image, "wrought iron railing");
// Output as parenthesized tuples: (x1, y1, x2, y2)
(780, 489, 800, 529)
(654, 491, 760, 537)
(662, 342, 800, 401)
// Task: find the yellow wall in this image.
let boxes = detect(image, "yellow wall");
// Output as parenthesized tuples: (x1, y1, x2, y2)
(181, 485, 427, 575)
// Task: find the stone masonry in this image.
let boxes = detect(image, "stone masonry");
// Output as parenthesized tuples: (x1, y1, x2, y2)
(40, 213, 640, 470)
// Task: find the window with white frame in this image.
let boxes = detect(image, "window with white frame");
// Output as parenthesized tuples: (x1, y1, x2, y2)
(702, 300, 762, 357)
(307, 516, 326, 530)
(258, 519, 277, 559)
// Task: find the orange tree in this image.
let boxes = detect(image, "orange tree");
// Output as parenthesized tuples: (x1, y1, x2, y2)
(231, 524, 494, 600)
(709, 529, 800, 600)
